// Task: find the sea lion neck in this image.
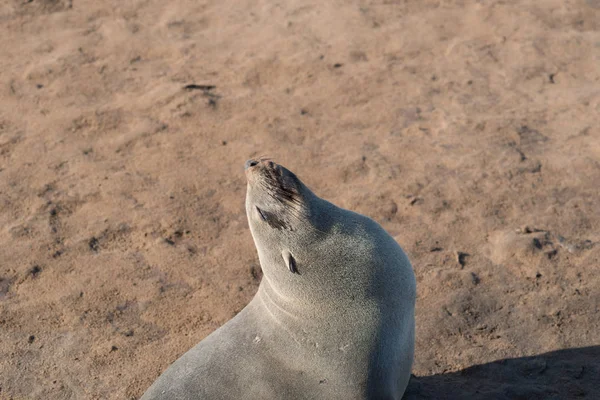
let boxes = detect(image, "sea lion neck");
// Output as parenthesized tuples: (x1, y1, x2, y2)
(255, 268, 378, 323)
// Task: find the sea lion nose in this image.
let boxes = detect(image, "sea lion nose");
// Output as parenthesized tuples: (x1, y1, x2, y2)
(245, 159, 259, 170)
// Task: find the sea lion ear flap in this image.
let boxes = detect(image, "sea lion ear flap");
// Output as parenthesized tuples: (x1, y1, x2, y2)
(282, 249, 299, 275)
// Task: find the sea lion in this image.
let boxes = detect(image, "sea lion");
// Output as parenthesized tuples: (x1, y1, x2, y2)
(141, 159, 416, 400)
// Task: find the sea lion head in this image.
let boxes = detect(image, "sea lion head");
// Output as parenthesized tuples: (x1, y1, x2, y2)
(244, 159, 332, 282)
(244, 158, 412, 308)
(244, 158, 309, 234)
(244, 158, 372, 301)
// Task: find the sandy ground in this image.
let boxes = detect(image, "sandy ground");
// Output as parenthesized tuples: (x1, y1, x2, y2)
(1, 0, 599, 399)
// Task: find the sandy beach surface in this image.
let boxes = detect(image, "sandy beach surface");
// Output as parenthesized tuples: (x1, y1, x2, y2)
(1, 0, 599, 399)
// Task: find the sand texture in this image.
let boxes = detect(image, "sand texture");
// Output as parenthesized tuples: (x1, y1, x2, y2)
(1, 0, 599, 399)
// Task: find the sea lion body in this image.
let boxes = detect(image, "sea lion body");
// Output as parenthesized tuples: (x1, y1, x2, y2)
(141, 160, 416, 400)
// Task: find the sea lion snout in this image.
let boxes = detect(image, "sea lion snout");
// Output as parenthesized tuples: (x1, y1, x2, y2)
(245, 158, 276, 171)
(244, 159, 259, 169)
(244, 159, 282, 185)
(245, 159, 306, 231)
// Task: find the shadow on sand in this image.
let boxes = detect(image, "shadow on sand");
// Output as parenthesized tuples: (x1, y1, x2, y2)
(403, 346, 599, 399)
